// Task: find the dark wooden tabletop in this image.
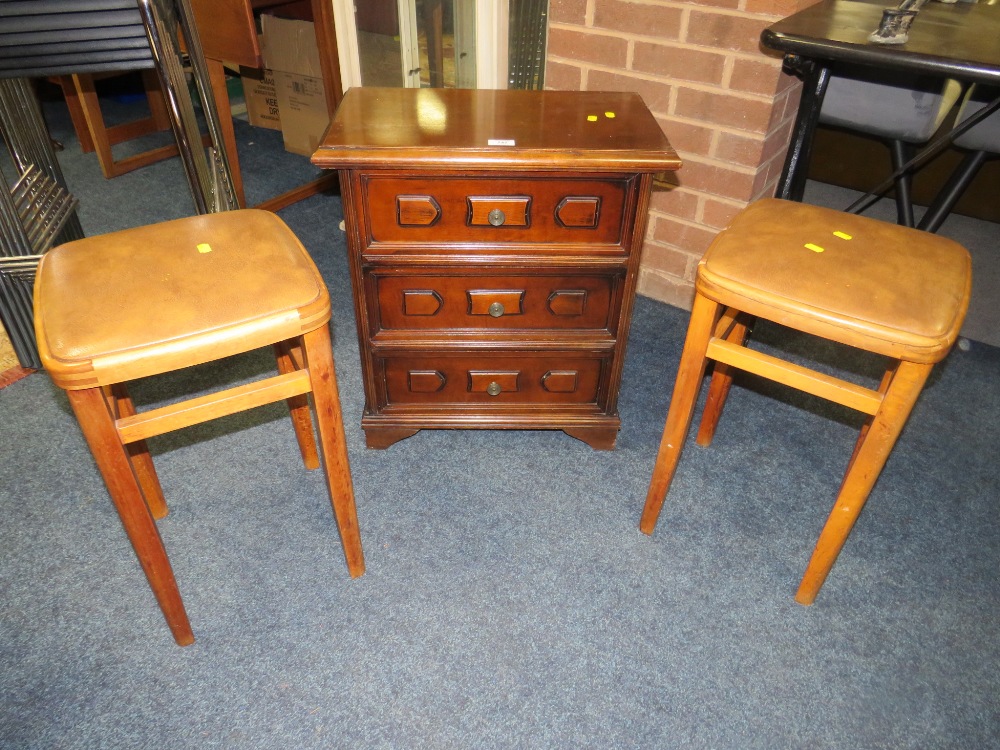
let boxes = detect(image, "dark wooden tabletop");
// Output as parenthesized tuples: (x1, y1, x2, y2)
(762, 0, 1000, 84)
(312, 87, 681, 173)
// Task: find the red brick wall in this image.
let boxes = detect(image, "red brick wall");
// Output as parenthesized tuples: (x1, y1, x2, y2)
(546, 0, 814, 308)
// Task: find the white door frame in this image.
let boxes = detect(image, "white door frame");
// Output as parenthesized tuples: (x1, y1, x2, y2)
(474, 0, 507, 89)
(453, 0, 476, 89)
(397, 0, 421, 87)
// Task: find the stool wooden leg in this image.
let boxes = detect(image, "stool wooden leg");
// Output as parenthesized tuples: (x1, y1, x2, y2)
(837, 364, 897, 494)
(105, 383, 169, 520)
(795, 360, 932, 605)
(274, 340, 320, 470)
(640, 293, 722, 535)
(302, 325, 366, 578)
(67, 387, 194, 645)
(695, 311, 749, 447)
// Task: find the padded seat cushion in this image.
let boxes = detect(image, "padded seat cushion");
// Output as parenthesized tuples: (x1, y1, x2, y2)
(953, 85, 1000, 153)
(34, 209, 330, 388)
(819, 73, 962, 143)
(697, 199, 971, 363)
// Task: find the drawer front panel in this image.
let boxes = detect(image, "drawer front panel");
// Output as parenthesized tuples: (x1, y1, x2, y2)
(381, 354, 606, 406)
(363, 176, 629, 247)
(374, 273, 617, 331)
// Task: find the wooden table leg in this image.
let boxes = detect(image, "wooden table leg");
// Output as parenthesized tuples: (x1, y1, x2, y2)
(302, 324, 365, 579)
(696, 311, 749, 447)
(639, 293, 721, 535)
(795, 359, 932, 605)
(106, 383, 169, 520)
(275, 339, 320, 470)
(67, 387, 194, 646)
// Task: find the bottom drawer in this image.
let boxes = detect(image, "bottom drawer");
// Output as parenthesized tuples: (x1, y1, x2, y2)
(378, 352, 608, 408)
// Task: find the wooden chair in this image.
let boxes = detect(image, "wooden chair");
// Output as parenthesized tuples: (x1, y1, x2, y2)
(819, 69, 962, 227)
(33, 209, 365, 645)
(56, 0, 341, 210)
(57, 70, 181, 179)
(920, 84, 1000, 232)
(639, 198, 971, 604)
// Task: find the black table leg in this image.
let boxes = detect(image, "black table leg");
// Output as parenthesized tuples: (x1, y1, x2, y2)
(776, 56, 830, 202)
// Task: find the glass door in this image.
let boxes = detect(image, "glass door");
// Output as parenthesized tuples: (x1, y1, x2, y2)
(334, 0, 545, 90)
(347, 0, 476, 89)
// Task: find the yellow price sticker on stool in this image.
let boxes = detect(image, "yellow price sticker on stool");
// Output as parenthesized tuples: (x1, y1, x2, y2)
(833, 231, 852, 240)
(605, 111, 616, 118)
(804, 243, 825, 253)
(587, 115, 598, 122)
(197, 243, 213, 254)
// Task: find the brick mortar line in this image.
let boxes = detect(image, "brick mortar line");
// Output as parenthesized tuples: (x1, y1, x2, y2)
(652, 183, 747, 204)
(672, 114, 787, 137)
(620, 1, 792, 22)
(548, 23, 788, 59)
(550, 5, 792, 31)
(645, 212, 729, 233)
(546, 58, 782, 104)
(658, 113, 772, 141)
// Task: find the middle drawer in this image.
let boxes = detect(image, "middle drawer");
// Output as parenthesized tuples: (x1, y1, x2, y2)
(371, 271, 620, 332)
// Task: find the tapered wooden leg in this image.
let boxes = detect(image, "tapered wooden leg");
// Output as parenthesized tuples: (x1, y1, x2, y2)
(302, 325, 366, 578)
(795, 360, 933, 605)
(58, 76, 96, 152)
(70, 74, 115, 179)
(837, 364, 897, 493)
(695, 311, 749, 447)
(274, 339, 320, 470)
(105, 383, 169, 520)
(67, 387, 194, 646)
(639, 292, 722, 535)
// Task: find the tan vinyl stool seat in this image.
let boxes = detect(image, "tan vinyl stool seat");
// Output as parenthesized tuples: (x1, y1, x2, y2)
(639, 198, 971, 604)
(34, 209, 365, 645)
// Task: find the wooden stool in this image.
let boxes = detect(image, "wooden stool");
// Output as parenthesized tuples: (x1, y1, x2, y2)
(33, 209, 365, 645)
(639, 198, 971, 604)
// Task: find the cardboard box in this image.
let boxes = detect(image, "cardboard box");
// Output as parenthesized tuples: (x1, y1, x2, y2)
(242, 69, 282, 131)
(261, 14, 329, 156)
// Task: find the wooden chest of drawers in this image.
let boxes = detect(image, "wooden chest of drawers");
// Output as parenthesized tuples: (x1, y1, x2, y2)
(312, 87, 680, 449)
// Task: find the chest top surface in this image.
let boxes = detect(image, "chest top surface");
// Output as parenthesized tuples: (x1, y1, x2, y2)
(312, 87, 681, 173)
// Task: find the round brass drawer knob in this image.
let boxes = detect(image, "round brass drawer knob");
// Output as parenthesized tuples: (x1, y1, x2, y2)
(488, 302, 505, 317)
(486, 381, 502, 396)
(487, 208, 506, 226)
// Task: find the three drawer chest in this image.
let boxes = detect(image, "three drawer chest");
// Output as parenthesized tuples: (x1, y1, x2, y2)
(312, 87, 680, 449)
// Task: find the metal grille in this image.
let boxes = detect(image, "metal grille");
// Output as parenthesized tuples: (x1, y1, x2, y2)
(508, 0, 548, 91)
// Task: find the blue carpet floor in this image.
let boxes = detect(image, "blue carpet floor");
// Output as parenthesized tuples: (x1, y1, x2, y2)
(1, 90, 998, 749)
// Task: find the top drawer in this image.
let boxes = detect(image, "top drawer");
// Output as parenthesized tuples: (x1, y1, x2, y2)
(361, 175, 631, 248)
